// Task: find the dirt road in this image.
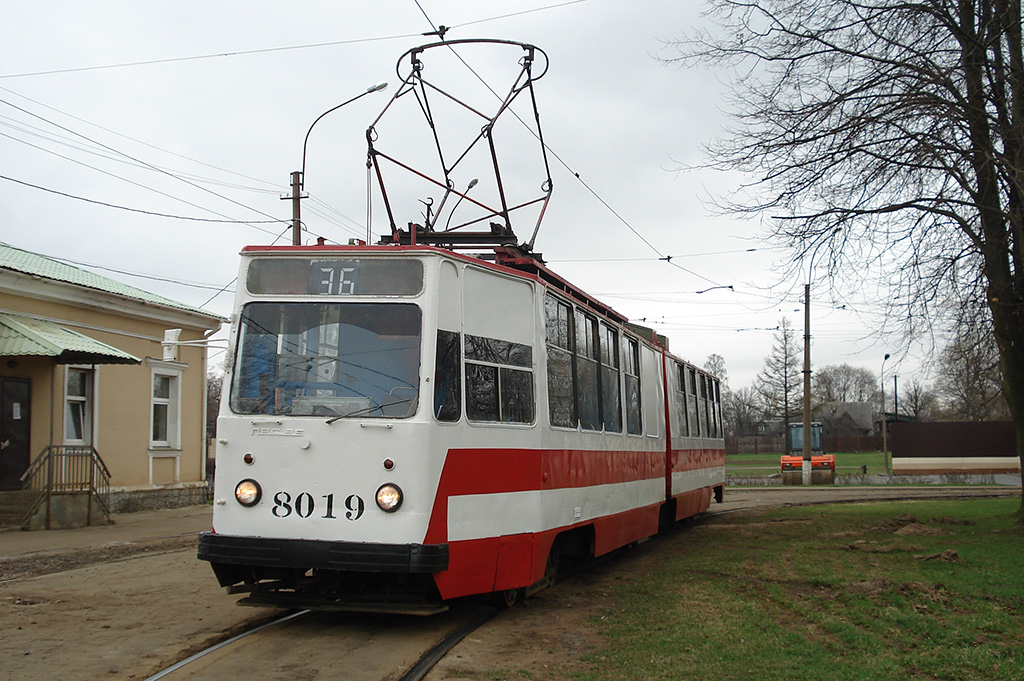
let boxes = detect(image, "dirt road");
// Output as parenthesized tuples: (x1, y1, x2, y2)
(0, 487, 1016, 680)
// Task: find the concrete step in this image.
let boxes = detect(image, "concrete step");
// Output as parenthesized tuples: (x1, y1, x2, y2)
(0, 490, 41, 527)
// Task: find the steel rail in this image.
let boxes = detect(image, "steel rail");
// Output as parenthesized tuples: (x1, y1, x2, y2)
(143, 610, 310, 681)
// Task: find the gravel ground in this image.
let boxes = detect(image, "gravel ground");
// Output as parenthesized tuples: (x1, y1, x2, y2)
(0, 487, 1017, 680)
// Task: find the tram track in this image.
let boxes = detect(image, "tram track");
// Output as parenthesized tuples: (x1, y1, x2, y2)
(141, 602, 502, 681)
(139, 486, 1018, 681)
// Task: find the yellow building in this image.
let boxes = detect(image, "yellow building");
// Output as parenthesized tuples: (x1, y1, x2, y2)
(0, 242, 223, 528)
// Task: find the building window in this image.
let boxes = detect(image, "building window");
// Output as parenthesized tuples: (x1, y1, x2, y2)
(149, 360, 184, 449)
(65, 366, 94, 444)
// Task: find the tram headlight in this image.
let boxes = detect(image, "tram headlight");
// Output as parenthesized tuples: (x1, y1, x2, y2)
(234, 479, 262, 507)
(375, 483, 403, 513)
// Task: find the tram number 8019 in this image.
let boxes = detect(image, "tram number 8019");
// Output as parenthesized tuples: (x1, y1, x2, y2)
(272, 491, 364, 520)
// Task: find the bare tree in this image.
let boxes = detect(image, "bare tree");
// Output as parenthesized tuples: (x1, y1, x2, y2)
(206, 370, 223, 441)
(724, 386, 764, 436)
(935, 313, 1011, 420)
(755, 317, 802, 424)
(902, 379, 942, 421)
(813, 364, 881, 404)
(671, 0, 1024, 519)
(704, 353, 729, 386)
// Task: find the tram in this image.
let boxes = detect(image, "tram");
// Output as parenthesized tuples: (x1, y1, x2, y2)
(197, 242, 725, 613)
(198, 38, 724, 613)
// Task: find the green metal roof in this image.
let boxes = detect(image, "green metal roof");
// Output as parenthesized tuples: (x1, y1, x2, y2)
(0, 312, 141, 364)
(0, 242, 223, 321)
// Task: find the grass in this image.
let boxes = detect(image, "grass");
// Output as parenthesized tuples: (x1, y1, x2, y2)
(727, 451, 888, 476)
(575, 499, 1024, 681)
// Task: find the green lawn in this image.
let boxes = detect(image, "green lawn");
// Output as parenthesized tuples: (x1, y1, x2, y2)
(574, 499, 1024, 681)
(727, 451, 888, 476)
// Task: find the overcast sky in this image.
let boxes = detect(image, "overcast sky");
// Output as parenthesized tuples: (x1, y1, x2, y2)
(0, 0, 922, 391)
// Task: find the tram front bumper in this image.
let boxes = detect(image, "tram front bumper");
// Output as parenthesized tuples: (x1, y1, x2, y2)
(197, 531, 449, 579)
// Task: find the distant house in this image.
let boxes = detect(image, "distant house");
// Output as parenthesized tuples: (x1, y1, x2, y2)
(0, 242, 223, 525)
(814, 401, 875, 437)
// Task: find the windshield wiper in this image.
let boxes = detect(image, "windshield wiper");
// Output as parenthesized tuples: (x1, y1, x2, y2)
(325, 397, 413, 424)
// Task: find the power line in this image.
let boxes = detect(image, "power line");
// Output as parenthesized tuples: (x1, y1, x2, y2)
(0, 130, 283, 236)
(0, 33, 422, 80)
(0, 84, 283, 193)
(0, 173, 286, 225)
(46, 255, 237, 292)
(449, 0, 592, 30)
(547, 248, 759, 262)
(0, 95, 284, 224)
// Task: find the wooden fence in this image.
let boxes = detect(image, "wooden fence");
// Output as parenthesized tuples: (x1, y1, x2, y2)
(725, 435, 882, 455)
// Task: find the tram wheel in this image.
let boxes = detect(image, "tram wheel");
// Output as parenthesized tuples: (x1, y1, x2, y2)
(494, 587, 519, 609)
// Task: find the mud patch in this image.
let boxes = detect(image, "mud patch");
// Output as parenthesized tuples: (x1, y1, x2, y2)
(870, 514, 944, 536)
(915, 549, 961, 563)
(932, 516, 975, 526)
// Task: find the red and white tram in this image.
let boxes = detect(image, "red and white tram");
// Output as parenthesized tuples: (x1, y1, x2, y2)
(198, 242, 724, 613)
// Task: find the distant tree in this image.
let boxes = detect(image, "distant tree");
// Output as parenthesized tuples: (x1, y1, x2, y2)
(902, 379, 941, 422)
(724, 386, 763, 437)
(755, 317, 802, 423)
(206, 370, 223, 440)
(813, 364, 880, 405)
(935, 314, 1010, 421)
(704, 353, 729, 386)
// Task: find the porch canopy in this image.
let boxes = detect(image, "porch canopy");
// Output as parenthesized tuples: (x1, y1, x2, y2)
(0, 312, 140, 365)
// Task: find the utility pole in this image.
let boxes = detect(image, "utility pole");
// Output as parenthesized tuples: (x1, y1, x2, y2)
(893, 374, 898, 422)
(289, 171, 304, 246)
(802, 282, 812, 485)
(881, 353, 890, 473)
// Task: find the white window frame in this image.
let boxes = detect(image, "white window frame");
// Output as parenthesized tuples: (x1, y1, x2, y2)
(63, 365, 96, 446)
(147, 359, 185, 451)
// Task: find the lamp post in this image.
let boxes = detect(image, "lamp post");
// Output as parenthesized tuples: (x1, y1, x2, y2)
(287, 82, 388, 245)
(801, 229, 840, 485)
(881, 353, 891, 473)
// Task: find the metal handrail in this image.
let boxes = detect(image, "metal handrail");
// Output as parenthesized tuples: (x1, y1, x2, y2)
(19, 445, 112, 529)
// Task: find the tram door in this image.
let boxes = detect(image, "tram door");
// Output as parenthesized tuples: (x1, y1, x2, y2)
(0, 377, 31, 490)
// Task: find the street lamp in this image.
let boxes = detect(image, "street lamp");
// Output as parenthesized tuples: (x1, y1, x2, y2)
(801, 228, 840, 485)
(287, 82, 389, 246)
(881, 353, 891, 473)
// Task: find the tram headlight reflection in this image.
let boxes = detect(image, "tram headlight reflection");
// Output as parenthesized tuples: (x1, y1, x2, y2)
(234, 479, 262, 506)
(375, 483, 403, 512)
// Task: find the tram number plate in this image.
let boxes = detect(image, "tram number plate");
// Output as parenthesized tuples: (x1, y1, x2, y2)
(271, 491, 364, 520)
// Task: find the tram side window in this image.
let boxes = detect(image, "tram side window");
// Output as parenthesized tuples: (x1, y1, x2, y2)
(434, 330, 461, 422)
(698, 373, 709, 437)
(686, 367, 700, 437)
(716, 376, 724, 436)
(465, 334, 534, 424)
(545, 295, 577, 428)
(575, 310, 602, 431)
(675, 363, 689, 437)
(600, 323, 622, 433)
(623, 337, 642, 435)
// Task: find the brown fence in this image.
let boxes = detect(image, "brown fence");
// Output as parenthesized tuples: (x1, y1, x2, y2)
(890, 421, 1015, 458)
(726, 435, 882, 455)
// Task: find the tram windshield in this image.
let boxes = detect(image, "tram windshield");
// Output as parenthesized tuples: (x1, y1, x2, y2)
(230, 302, 421, 418)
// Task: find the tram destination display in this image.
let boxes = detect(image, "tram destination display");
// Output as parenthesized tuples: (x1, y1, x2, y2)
(246, 258, 423, 296)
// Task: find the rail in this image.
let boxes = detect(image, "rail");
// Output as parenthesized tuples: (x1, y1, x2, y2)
(19, 445, 112, 529)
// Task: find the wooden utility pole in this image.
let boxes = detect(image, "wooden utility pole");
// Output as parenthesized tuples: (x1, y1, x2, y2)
(290, 171, 303, 246)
